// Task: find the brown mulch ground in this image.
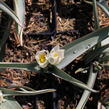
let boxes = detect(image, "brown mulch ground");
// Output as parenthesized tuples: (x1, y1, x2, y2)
(0, 0, 109, 109)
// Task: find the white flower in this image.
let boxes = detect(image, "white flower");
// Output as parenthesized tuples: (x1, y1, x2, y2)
(35, 50, 49, 68)
(35, 45, 65, 67)
(48, 45, 64, 65)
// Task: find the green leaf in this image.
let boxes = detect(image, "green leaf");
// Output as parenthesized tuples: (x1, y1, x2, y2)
(0, 1, 22, 26)
(76, 65, 97, 109)
(92, 0, 100, 29)
(0, 86, 55, 109)
(48, 65, 98, 92)
(4, 85, 36, 91)
(84, 44, 109, 64)
(0, 62, 41, 72)
(57, 26, 109, 69)
(0, 97, 23, 109)
(1, 88, 56, 97)
(0, 62, 97, 92)
(13, 0, 25, 46)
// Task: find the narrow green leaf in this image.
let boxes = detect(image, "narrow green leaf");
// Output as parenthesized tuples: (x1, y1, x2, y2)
(48, 65, 98, 92)
(1, 88, 56, 96)
(92, 0, 100, 29)
(0, 97, 23, 109)
(76, 65, 97, 109)
(0, 86, 55, 109)
(0, 62, 41, 72)
(57, 26, 109, 69)
(0, 1, 22, 26)
(84, 44, 109, 64)
(0, 62, 97, 92)
(5, 85, 36, 91)
(13, 0, 25, 46)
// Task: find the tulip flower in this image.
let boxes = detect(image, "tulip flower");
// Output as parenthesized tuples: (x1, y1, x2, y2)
(35, 50, 49, 68)
(48, 45, 64, 65)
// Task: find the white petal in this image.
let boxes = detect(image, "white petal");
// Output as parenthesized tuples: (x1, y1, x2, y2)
(48, 45, 65, 65)
(51, 45, 60, 53)
(35, 50, 49, 68)
(36, 50, 49, 56)
(39, 61, 48, 68)
(58, 49, 65, 59)
(54, 50, 64, 63)
(37, 57, 48, 68)
(48, 56, 59, 65)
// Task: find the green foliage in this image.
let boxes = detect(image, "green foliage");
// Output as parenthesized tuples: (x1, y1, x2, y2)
(1, 87, 55, 97)
(48, 65, 98, 92)
(0, 97, 23, 109)
(0, 62, 98, 92)
(0, 1, 22, 26)
(0, 86, 55, 109)
(13, 0, 25, 46)
(57, 25, 109, 69)
(0, 0, 109, 109)
(76, 64, 98, 109)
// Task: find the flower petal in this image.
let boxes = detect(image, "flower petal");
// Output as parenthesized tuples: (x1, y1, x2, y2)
(51, 45, 60, 53)
(38, 61, 48, 68)
(58, 49, 65, 59)
(48, 45, 65, 65)
(35, 50, 49, 68)
(48, 56, 59, 65)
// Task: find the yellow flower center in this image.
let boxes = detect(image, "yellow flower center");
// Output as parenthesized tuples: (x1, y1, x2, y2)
(53, 52, 59, 57)
(39, 54, 46, 63)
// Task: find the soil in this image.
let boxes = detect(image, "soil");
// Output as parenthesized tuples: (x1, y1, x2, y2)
(0, 0, 109, 109)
